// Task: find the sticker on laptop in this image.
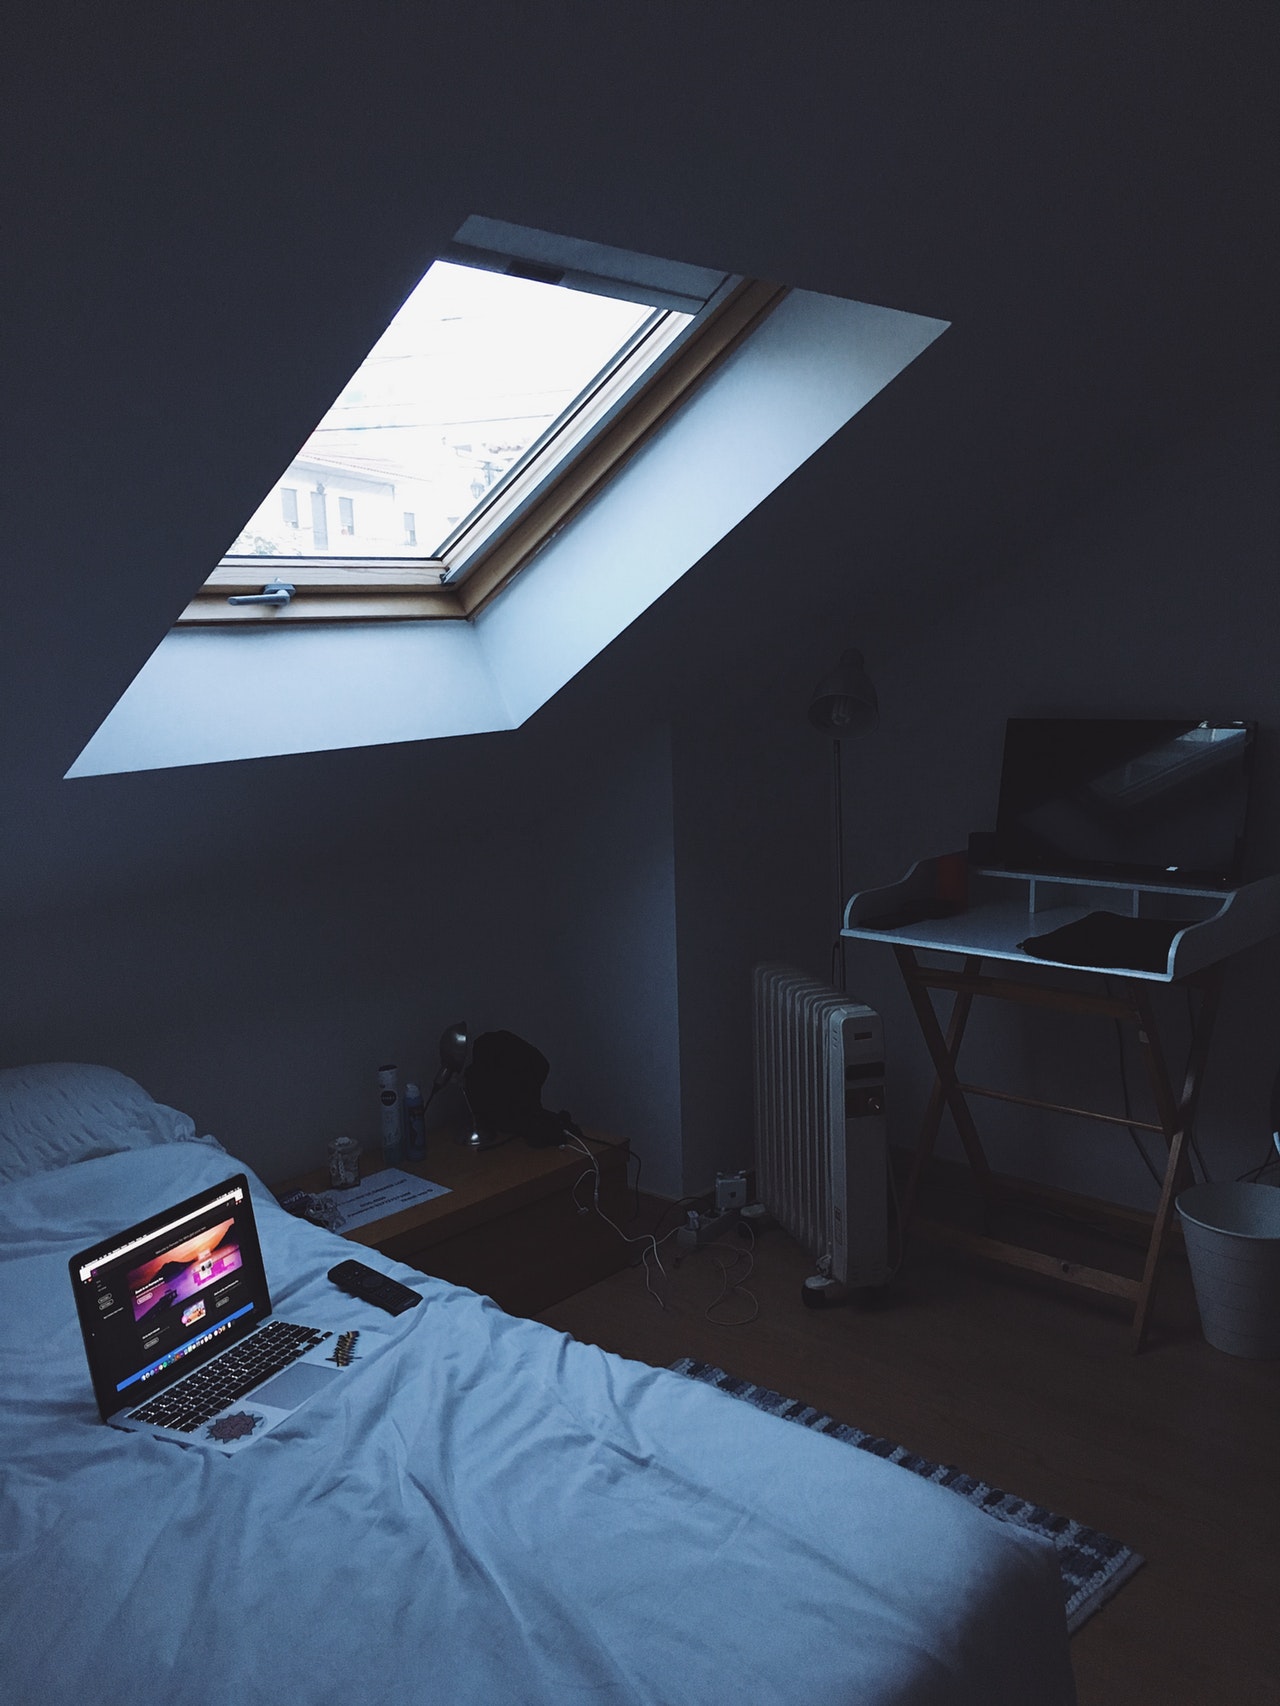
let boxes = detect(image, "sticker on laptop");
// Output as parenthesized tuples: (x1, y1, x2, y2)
(207, 1411, 264, 1444)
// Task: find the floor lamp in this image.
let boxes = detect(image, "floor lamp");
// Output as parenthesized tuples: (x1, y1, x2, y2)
(807, 649, 879, 990)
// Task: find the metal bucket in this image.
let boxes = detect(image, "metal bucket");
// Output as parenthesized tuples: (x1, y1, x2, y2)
(1176, 1182, 1280, 1358)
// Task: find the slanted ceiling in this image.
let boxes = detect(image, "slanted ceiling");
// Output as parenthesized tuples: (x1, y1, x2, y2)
(2, 2, 1275, 913)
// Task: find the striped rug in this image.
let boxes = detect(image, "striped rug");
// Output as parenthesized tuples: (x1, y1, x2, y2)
(670, 1357, 1143, 1633)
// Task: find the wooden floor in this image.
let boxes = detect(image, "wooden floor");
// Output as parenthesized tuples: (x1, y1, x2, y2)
(538, 1202, 1280, 1706)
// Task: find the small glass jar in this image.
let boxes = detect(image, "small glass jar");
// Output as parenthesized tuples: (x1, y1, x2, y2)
(327, 1134, 361, 1190)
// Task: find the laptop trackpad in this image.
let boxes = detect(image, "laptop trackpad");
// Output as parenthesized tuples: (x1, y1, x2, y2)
(252, 1361, 339, 1409)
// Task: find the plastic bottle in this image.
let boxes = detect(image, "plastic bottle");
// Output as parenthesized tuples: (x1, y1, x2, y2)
(378, 1064, 403, 1165)
(404, 1082, 426, 1163)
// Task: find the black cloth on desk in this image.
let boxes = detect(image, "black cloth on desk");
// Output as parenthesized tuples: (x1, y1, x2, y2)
(1019, 910, 1194, 974)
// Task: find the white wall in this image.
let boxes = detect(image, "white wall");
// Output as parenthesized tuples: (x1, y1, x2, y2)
(501, 723, 684, 1192)
(478, 293, 947, 727)
(2, 723, 685, 1192)
(831, 399, 1280, 1205)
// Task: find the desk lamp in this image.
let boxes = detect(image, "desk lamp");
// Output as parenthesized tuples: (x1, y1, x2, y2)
(807, 648, 878, 990)
(423, 1020, 498, 1148)
(426, 1020, 468, 1103)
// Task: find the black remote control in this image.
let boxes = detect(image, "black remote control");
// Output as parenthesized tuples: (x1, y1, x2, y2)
(327, 1259, 423, 1316)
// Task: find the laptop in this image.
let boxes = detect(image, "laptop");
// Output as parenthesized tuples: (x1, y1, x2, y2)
(70, 1172, 356, 1455)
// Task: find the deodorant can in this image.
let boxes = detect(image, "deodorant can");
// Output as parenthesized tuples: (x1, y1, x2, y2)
(378, 1064, 403, 1164)
(404, 1082, 427, 1162)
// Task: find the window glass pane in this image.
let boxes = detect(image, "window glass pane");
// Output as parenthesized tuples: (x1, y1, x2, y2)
(224, 261, 666, 559)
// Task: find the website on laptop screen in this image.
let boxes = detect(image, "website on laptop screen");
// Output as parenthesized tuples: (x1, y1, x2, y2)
(71, 1175, 270, 1416)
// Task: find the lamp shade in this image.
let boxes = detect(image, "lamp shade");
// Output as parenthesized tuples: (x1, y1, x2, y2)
(807, 649, 878, 736)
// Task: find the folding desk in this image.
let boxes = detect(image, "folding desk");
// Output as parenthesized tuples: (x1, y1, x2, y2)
(844, 853, 1280, 1349)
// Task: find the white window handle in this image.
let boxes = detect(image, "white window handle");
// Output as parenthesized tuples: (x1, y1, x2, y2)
(227, 580, 295, 607)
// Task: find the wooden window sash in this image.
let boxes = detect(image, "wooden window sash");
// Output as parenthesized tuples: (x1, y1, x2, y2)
(453, 279, 786, 617)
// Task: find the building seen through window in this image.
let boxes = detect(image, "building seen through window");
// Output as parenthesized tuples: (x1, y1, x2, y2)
(189, 217, 778, 621)
(223, 260, 678, 564)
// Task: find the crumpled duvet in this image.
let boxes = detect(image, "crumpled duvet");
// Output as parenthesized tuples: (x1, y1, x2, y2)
(0, 1140, 1075, 1706)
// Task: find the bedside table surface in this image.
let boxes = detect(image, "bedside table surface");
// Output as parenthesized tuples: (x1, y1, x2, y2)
(278, 1130, 627, 1251)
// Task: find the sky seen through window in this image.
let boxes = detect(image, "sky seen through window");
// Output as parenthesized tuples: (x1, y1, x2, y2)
(226, 262, 674, 562)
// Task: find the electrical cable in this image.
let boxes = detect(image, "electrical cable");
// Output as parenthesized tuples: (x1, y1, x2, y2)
(885, 1158, 907, 1282)
(565, 1133, 670, 1310)
(1237, 1128, 1280, 1183)
(694, 1223, 759, 1326)
(1183, 988, 1212, 1184)
(1112, 985, 1214, 1187)
(572, 1130, 644, 1216)
(626, 1148, 643, 1226)
(1107, 977, 1169, 1187)
(566, 1133, 765, 1324)
(1237, 1149, 1280, 1183)
(1112, 1013, 1165, 1187)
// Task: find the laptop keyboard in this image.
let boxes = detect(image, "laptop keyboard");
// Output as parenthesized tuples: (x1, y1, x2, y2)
(128, 1320, 330, 1433)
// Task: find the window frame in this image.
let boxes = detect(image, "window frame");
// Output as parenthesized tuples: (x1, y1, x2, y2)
(179, 273, 786, 626)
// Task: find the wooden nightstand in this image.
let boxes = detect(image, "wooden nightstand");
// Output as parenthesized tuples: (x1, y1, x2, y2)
(278, 1131, 632, 1318)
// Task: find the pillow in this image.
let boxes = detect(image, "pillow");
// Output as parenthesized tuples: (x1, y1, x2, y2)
(0, 1062, 199, 1185)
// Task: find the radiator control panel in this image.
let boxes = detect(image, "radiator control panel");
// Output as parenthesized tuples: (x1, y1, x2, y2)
(845, 1057, 885, 1118)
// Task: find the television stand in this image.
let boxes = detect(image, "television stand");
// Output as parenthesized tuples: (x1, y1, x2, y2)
(844, 853, 1280, 1350)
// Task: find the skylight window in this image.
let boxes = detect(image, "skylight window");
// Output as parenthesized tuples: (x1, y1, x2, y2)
(81, 286, 950, 777)
(187, 219, 771, 624)
(224, 263, 679, 563)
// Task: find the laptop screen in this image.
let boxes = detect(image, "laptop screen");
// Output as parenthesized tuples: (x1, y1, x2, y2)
(70, 1174, 271, 1421)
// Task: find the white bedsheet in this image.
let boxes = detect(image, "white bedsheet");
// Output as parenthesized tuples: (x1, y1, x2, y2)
(0, 1141, 1075, 1705)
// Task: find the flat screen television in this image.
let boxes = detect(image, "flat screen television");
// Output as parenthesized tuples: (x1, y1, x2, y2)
(993, 718, 1256, 888)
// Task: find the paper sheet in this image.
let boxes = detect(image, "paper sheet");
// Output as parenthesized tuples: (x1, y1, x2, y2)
(320, 1167, 450, 1233)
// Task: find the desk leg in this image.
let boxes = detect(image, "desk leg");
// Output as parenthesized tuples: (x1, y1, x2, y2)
(1128, 971, 1223, 1352)
(896, 949, 992, 1230)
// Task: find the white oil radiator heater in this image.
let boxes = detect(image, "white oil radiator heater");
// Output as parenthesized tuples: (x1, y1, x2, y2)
(752, 963, 890, 1302)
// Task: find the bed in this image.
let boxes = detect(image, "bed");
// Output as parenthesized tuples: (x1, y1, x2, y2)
(0, 1063, 1075, 1705)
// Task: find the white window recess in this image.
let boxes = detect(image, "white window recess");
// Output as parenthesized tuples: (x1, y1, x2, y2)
(68, 283, 948, 776)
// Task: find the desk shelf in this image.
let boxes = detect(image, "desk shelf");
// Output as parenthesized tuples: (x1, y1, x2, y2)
(844, 852, 1280, 981)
